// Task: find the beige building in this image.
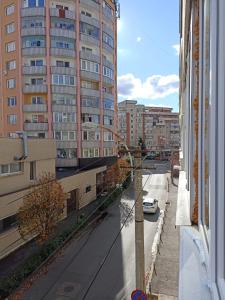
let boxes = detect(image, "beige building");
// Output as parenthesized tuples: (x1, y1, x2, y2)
(118, 100, 180, 150)
(0, 137, 106, 259)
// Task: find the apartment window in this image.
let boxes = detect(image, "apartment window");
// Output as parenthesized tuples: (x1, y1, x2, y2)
(0, 215, 17, 234)
(31, 78, 43, 85)
(54, 131, 76, 141)
(86, 185, 92, 193)
(52, 95, 75, 105)
(5, 4, 15, 16)
(52, 75, 75, 86)
(104, 147, 113, 157)
(104, 132, 113, 141)
(56, 61, 70, 67)
(6, 41, 16, 52)
(57, 149, 76, 159)
(95, 132, 100, 140)
(7, 79, 16, 89)
(103, 66, 114, 79)
(82, 148, 99, 158)
(80, 22, 99, 39)
(53, 112, 76, 123)
(103, 1, 113, 16)
(82, 113, 100, 124)
(30, 161, 36, 180)
(22, 19, 44, 28)
(24, 0, 45, 8)
(104, 99, 114, 110)
(53, 38, 74, 49)
(103, 32, 114, 48)
(32, 96, 44, 104)
(31, 60, 43, 66)
(53, 20, 75, 31)
(23, 37, 45, 48)
(81, 60, 99, 73)
(82, 97, 99, 108)
(81, 80, 99, 90)
(0, 163, 22, 176)
(7, 97, 16, 107)
(81, 46, 92, 53)
(82, 131, 89, 141)
(6, 60, 16, 70)
(81, 10, 92, 17)
(6, 22, 15, 34)
(104, 115, 113, 126)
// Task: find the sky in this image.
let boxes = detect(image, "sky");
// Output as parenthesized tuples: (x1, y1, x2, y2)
(117, 0, 180, 112)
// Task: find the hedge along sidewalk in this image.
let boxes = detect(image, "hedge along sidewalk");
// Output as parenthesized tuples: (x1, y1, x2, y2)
(0, 183, 128, 300)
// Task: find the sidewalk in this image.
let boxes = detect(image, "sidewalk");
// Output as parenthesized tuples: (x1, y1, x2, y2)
(150, 178, 179, 300)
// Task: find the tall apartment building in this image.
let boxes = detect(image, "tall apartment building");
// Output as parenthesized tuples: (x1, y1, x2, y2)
(118, 100, 180, 150)
(0, 0, 118, 168)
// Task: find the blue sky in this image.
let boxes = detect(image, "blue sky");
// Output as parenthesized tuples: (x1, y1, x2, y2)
(117, 0, 180, 112)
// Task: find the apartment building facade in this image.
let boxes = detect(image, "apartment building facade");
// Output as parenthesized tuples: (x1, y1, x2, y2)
(118, 100, 180, 150)
(178, 0, 225, 299)
(0, 0, 118, 168)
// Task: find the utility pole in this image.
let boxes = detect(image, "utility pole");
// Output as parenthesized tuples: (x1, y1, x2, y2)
(134, 147, 145, 291)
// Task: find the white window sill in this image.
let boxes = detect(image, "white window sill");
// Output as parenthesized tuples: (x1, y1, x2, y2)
(179, 226, 212, 300)
(176, 171, 191, 226)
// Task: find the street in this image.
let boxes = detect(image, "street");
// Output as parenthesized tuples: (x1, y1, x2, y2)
(22, 161, 169, 300)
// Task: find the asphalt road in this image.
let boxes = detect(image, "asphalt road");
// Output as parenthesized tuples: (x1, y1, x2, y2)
(22, 161, 169, 300)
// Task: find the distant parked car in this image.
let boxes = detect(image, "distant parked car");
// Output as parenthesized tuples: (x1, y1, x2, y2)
(143, 198, 158, 214)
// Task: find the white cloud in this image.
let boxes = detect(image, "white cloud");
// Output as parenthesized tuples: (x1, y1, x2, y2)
(118, 73, 179, 100)
(136, 36, 142, 43)
(172, 44, 180, 56)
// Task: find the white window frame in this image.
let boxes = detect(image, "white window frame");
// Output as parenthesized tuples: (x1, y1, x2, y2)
(6, 41, 16, 52)
(6, 22, 15, 34)
(7, 114, 17, 124)
(5, 4, 15, 16)
(7, 79, 16, 89)
(7, 96, 16, 107)
(7, 60, 16, 70)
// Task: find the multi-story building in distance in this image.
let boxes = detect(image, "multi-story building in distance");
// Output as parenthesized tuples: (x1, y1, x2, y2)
(0, 0, 119, 168)
(118, 100, 180, 150)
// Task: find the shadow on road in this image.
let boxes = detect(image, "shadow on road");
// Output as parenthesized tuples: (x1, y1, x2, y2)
(144, 207, 160, 223)
(119, 202, 134, 227)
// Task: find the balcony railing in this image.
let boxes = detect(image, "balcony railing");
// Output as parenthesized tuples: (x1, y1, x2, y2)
(51, 85, 76, 95)
(51, 66, 76, 76)
(49, 8, 75, 20)
(21, 27, 46, 36)
(22, 47, 46, 56)
(56, 141, 77, 149)
(50, 48, 75, 58)
(82, 107, 100, 115)
(24, 122, 48, 131)
(103, 92, 114, 100)
(81, 88, 100, 98)
(80, 0, 99, 10)
(103, 43, 114, 54)
(52, 104, 76, 113)
(103, 57, 114, 69)
(80, 14, 100, 28)
(80, 70, 100, 81)
(52, 123, 76, 131)
(23, 104, 47, 112)
(80, 34, 100, 46)
(22, 66, 47, 75)
(21, 7, 45, 17)
(80, 51, 100, 63)
(23, 84, 47, 94)
(50, 28, 75, 39)
(103, 76, 114, 86)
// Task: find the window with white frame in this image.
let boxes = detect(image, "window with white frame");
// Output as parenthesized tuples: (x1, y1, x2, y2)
(57, 148, 77, 159)
(6, 60, 16, 70)
(52, 74, 75, 86)
(5, 4, 15, 16)
(103, 66, 114, 79)
(7, 114, 17, 124)
(23, 0, 45, 8)
(6, 41, 16, 52)
(6, 22, 15, 34)
(104, 147, 113, 157)
(31, 96, 44, 104)
(104, 132, 113, 141)
(95, 132, 100, 140)
(0, 163, 23, 176)
(82, 148, 99, 158)
(7, 97, 16, 107)
(52, 95, 75, 105)
(54, 131, 76, 141)
(103, 32, 114, 48)
(104, 115, 113, 126)
(53, 112, 76, 123)
(82, 131, 89, 141)
(7, 79, 16, 89)
(81, 60, 99, 73)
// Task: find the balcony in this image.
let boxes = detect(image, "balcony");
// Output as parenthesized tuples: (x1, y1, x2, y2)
(103, 109, 114, 117)
(50, 48, 75, 58)
(103, 92, 114, 100)
(103, 43, 114, 55)
(103, 76, 114, 86)
(23, 84, 47, 94)
(50, 28, 75, 39)
(80, 14, 100, 28)
(21, 27, 46, 36)
(22, 66, 47, 75)
(21, 7, 45, 17)
(82, 141, 100, 148)
(56, 158, 78, 168)
(103, 8, 114, 22)
(104, 141, 115, 148)
(80, 70, 100, 81)
(23, 104, 47, 112)
(24, 122, 48, 131)
(81, 88, 100, 98)
(103, 24, 114, 38)
(53, 123, 76, 131)
(22, 47, 46, 56)
(49, 8, 75, 20)
(52, 104, 76, 113)
(80, 0, 99, 10)
(51, 85, 76, 95)
(51, 66, 76, 76)
(103, 57, 114, 69)
(56, 141, 77, 149)
(80, 51, 100, 63)
(80, 34, 100, 46)
(82, 107, 100, 115)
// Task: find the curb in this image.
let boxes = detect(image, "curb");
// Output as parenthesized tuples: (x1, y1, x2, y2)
(145, 176, 170, 295)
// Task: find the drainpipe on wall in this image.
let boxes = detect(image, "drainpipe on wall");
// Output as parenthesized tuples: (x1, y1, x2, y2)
(14, 131, 28, 161)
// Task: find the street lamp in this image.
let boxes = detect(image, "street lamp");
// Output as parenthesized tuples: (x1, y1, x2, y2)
(82, 122, 134, 181)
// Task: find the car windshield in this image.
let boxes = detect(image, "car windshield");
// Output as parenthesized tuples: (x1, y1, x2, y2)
(143, 202, 153, 206)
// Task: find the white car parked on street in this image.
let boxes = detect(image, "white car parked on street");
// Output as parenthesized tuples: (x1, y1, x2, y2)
(143, 197, 158, 214)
